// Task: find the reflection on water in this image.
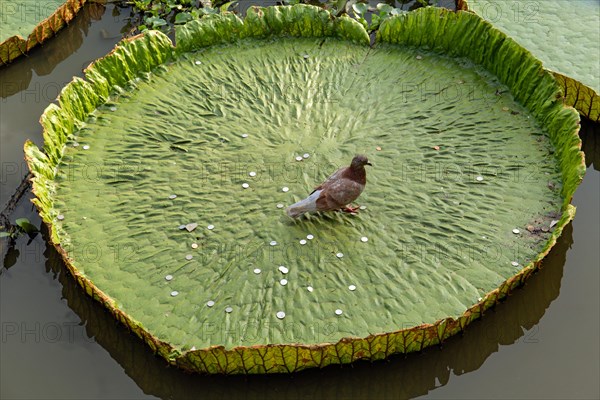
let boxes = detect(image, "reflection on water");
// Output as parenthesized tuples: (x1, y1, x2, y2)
(0, 3, 106, 98)
(46, 221, 572, 399)
(580, 117, 599, 170)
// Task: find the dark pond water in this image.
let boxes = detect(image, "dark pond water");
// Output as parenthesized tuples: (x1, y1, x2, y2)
(1, 3, 598, 399)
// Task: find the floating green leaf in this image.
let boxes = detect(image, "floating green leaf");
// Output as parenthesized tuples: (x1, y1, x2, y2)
(174, 11, 192, 24)
(15, 218, 38, 234)
(0, 0, 93, 66)
(352, 2, 368, 15)
(24, 5, 584, 374)
(460, 0, 600, 121)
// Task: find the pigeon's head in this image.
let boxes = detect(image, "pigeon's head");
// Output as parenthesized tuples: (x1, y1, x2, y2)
(351, 155, 372, 169)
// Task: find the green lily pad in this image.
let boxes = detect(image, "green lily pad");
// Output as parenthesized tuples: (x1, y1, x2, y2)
(460, 0, 600, 121)
(15, 218, 38, 234)
(0, 0, 92, 66)
(24, 5, 584, 374)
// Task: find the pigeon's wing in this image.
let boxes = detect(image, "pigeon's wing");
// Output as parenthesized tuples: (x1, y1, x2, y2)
(310, 167, 346, 194)
(316, 177, 365, 211)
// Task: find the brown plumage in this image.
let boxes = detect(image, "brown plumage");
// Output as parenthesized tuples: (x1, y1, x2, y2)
(286, 155, 372, 218)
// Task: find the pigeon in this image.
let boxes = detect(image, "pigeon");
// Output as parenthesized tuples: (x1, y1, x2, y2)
(286, 155, 372, 218)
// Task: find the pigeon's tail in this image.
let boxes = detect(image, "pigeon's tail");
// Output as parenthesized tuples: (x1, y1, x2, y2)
(286, 190, 321, 218)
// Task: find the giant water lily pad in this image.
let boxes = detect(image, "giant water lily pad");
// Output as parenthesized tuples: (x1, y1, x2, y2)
(460, 0, 600, 121)
(24, 5, 584, 374)
(0, 0, 95, 66)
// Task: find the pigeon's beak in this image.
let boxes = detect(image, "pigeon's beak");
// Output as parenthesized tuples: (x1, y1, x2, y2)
(366, 162, 372, 166)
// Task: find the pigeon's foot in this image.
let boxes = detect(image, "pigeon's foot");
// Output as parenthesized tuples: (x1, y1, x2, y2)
(341, 205, 360, 213)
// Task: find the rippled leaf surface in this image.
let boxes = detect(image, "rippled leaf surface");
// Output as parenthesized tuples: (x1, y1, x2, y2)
(24, 6, 584, 373)
(465, 0, 600, 121)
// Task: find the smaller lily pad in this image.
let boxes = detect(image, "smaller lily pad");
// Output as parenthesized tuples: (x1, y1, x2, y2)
(15, 218, 38, 234)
